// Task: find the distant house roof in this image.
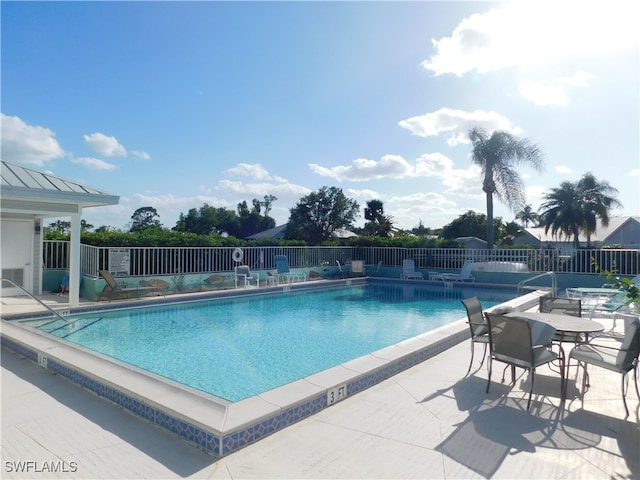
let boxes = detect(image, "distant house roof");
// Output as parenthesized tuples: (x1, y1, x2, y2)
(516, 216, 640, 247)
(455, 236, 489, 248)
(245, 224, 288, 240)
(245, 223, 358, 240)
(1, 160, 119, 215)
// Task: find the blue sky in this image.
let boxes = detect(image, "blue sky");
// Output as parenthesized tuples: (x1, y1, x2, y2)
(2, 1, 638, 231)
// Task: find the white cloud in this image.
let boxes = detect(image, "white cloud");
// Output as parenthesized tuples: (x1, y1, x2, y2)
(422, 1, 637, 77)
(630, 169, 640, 177)
(132, 150, 151, 160)
(83, 132, 127, 157)
(309, 155, 414, 181)
(227, 163, 273, 180)
(0, 113, 65, 165)
(555, 165, 574, 174)
(519, 81, 569, 106)
(519, 71, 592, 106)
(398, 108, 521, 145)
(71, 157, 118, 171)
(216, 179, 310, 199)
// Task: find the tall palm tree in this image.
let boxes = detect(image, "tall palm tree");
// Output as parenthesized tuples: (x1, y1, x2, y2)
(515, 204, 539, 227)
(539, 173, 623, 248)
(576, 173, 622, 247)
(539, 181, 584, 248)
(469, 127, 544, 249)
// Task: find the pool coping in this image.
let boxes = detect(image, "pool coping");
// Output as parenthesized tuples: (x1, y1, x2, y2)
(1, 280, 542, 457)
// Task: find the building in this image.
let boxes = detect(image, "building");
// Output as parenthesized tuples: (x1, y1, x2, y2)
(1, 161, 119, 305)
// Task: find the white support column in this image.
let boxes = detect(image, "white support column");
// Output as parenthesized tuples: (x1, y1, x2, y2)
(68, 209, 82, 307)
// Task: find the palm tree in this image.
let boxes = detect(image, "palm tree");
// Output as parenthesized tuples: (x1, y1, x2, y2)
(539, 173, 623, 248)
(515, 204, 539, 227)
(576, 173, 622, 247)
(364, 199, 394, 237)
(539, 181, 584, 248)
(469, 127, 544, 249)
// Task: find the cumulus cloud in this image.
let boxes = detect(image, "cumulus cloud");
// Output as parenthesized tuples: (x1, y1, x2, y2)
(71, 157, 118, 171)
(132, 150, 151, 160)
(1, 113, 65, 165)
(217, 179, 310, 197)
(309, 155, 414, 182)
(422, 2, 637, 77)
(83, 132, 127, 157)
(227, 163, 273, 180)
(398, 108, 521, 145)
(555, 165, 574, 174)
(519, 71, 592, 106)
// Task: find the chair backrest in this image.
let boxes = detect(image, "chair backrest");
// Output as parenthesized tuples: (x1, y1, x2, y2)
(616, 314, 640, 370)
(485, 313, 533, 365)
(461, 297, 487, 337)
(235, 265, 251, 277)
(275, 255, 291, 274)
(351, 260, 365, 274)
(460, 262, 474, 278)
(99, 270, 121, 290)
(539, 296, 582, 317)
(403, 259, 416, 274)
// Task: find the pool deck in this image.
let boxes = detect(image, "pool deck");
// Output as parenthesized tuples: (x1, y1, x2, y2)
(2, 292, 639, 479)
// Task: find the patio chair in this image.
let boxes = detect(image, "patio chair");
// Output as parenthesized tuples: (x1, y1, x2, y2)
(234, 265, 259, 288)
(539, 296, 584, 344)
(485, 312, 561, 410)
(568, 314, 640, 417)
(402, 259, 423, 280)
(461, 297, 489, 375)
(431, 262, 475, 283)
(274, 255, 306, 283)
(98, 270, 158, 300)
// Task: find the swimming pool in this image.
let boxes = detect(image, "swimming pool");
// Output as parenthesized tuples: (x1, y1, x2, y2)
(35, 282, 514, 402)
(3, 279, 538, 457)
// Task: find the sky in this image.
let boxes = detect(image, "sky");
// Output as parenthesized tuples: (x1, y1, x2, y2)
(2, 1, 639, 232)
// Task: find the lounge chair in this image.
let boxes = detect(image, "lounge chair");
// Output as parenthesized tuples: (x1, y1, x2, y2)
(568, 313, 640, 417)
(431, 262, 475, 283)
(234, 265, 259, 288)
(461, 297, 489, 375)
(402, 259, 423, 280)
(274, 255, 306, 283)
(335, 260, 347, 279)
(485, 312, 561, 410)
(350, 260, 366, 277)
(98, 270, 159, 300)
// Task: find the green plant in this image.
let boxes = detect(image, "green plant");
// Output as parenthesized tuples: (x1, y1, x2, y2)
(595, 259, 640, 313)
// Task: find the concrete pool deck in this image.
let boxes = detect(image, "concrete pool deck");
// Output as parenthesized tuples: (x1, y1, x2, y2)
(2, 292, 639, 478)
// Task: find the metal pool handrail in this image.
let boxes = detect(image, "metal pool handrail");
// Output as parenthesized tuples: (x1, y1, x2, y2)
(1, 277, 70, 325)
(517, 271, 557, 296)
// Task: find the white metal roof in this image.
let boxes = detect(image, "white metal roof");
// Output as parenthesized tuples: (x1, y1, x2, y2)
(1, 160, 119, 216)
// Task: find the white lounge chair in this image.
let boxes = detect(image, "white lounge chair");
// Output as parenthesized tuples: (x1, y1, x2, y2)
(431, 263, 475, 283)
(402, 259, 423, 280)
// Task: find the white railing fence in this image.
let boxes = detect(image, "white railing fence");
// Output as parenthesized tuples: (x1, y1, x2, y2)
(43, 241, 640, 278)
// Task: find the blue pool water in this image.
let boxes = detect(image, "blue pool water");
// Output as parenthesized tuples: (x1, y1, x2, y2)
(39, 283, 516, 401)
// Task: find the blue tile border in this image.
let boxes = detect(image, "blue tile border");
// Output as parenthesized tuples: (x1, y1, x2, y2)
(2, 325, 468, 458)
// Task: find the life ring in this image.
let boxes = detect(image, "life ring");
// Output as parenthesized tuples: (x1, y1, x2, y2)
(232, 248, 244, 263)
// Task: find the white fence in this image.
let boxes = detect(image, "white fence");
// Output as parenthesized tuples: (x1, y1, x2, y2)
(42, 242, 640, 278)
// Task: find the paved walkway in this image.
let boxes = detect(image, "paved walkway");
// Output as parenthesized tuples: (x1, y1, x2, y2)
(2, 296, 639, 479)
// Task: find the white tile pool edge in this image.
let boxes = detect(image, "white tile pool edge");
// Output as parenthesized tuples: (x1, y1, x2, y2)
(1, 291, 541, 457)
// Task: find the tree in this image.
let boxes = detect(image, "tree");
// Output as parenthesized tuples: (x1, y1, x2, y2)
(539, 173, 622, 248)
(363, 199, 393, 237)
(440, 210, 502, 241)
(468, 127, 544, 249)
(576, 173, 622, 247)
(129, 207, 162, 232)
(261, 195, 277, 217)
(539, 181, 584, 248)
(285, 186, 360, 244)
(515, 204, 539, 227)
